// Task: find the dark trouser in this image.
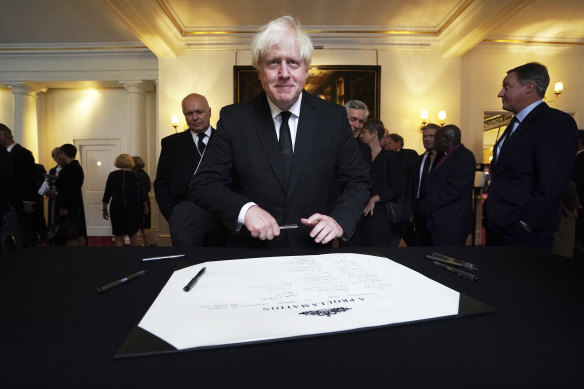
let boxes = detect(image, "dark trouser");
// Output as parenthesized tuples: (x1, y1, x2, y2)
(1, 207, 34, 252)
(404, 206, 432, 247)
(431, 231, 468, 247)
(169, 201, 228, 247)
(485, 220, 554, 252)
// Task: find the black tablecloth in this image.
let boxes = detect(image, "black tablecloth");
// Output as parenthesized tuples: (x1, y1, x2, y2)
(1, 246, 583, 388)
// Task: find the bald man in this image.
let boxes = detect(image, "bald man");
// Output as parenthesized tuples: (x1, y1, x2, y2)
(154, 93, 227, 246)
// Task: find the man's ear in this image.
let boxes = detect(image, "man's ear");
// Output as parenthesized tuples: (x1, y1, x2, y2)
(524, 81, 536, 95)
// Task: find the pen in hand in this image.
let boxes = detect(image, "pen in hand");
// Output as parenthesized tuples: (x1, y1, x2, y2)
(97, 270, 147, 294)
(183, 267, 207, 292)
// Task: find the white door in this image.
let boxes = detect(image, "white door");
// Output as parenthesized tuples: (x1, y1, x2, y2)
(75, 139, 121, 236)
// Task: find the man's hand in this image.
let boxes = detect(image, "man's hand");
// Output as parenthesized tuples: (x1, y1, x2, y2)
(244, 206, 280, 240)
(300, 213, 343, 244)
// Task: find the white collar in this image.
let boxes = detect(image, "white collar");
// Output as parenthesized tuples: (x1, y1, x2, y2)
(267, 93, 303, 120)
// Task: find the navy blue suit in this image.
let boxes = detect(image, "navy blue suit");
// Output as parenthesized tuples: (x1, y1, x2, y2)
(485, 102, 578, 250)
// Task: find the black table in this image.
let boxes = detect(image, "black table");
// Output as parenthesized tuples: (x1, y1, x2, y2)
(1, 246, 583, 388)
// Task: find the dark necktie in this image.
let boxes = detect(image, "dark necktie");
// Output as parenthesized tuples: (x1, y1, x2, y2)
(279, 111, 293, 181)
(493, 117, 517, 163)
(419, 151, 434, 198)
(197, 133, 206, 155)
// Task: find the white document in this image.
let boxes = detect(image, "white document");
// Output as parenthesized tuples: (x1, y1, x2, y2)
(138, 253, 460, 350)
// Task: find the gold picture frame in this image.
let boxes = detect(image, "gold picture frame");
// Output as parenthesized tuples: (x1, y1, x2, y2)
(234, 65, 381, 119)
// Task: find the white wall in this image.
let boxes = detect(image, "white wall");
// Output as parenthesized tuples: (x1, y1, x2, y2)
(34, 88, 130, 169)
(462, 43, 584, 163)
(379, 47, 461, 154)
(158, 51, 236, 143)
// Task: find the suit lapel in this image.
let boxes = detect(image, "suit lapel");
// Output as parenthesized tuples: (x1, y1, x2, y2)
(181, 130, 198, 167)
(493, 103, 548, 166)
(287, 91, 316, 199)
(252, 94, 288, 193)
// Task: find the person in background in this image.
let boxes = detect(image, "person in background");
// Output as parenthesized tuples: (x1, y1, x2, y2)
(403, 123, 440, 247)
(357, 119, 405, 246)
(386, 132, 419, 237)
(132, 155, 151, 247)
(33, 162, 47, 243)
(102, 154, 148, 247)
(418, 125, 476, 246)
(0, 123, 37, 251)
(485, 62, 578, 251)
(54, 143, 87, 246)
(154, 93, 228, 247)
(41, 148, 64, 244)
(344, 99, 370, 163)
(381, 128, 391, 150)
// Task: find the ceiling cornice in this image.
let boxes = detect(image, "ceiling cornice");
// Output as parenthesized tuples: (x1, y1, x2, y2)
(103, 0, 184, 57)
(439, 0, 535, 57)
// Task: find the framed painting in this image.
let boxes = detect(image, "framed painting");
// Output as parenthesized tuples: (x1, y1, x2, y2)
(234, 65, 381, 119)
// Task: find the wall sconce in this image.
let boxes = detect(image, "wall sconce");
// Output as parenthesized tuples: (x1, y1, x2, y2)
(420, 110, 429, 129)
(438, 111, 446, 126)
(420, 110, 447, 128)
(546, 82, 563, 102)
(171, 115, 179, 133)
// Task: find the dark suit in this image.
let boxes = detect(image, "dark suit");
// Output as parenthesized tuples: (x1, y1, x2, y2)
(419, 144, 476, 246)
(485, 102, 578, 251)
(398, 148, 419, 229)
(405, 151, 435, 246)
(154, 128, 226, 246)
(190, 91, 371, 248)
(573, 151, 584, 245)
(1, 143, 37, 251)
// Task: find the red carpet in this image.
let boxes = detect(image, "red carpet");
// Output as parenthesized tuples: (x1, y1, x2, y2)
(87, 236, 114, 247)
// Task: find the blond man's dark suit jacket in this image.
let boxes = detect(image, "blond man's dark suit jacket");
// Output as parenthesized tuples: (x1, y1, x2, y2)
(485, 102, 578, 235)
(190, 91, 371, 248)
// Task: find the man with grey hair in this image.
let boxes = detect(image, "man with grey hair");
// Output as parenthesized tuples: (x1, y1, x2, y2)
(344, 99, 371, 163)
(344, 100, 369, 138)
(486, 62, 578, 251)
(191, 16, 370, 248)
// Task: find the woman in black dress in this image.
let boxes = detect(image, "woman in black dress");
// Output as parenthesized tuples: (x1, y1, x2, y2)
(357, 119, 405, 246)
(102, 154, 147, 247)
(132, 155, 151, 247)
(54, 144, 87, 246)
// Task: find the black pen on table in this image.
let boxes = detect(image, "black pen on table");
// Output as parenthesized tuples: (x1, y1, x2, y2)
(431, 252, 478, 271)
(183, 267, 206, 292)
(432, 261, 477, 281)
(97, 270, 147, 294)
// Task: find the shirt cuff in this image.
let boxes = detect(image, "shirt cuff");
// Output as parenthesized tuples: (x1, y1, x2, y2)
(236, 202, 257, 232)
